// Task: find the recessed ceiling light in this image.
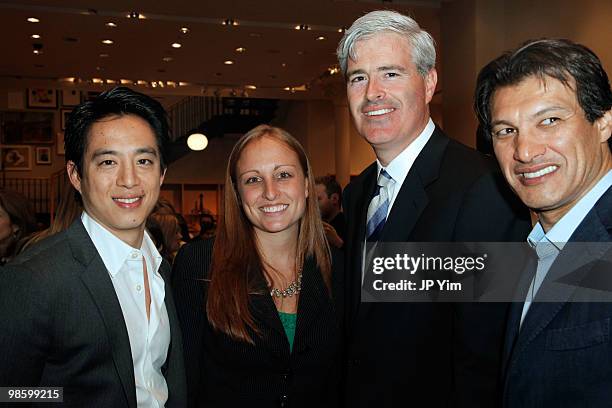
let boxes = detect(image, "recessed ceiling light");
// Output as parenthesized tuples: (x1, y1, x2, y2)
(171, 42, 182, 48)
(99, 53, 109, 58)
(106, 22, 117, 27)
(180, 27, 189, 34)
(235, 47, 246, 53)
(316, 36, 325, 41)
(162, 56, 173, 62)
(281, 63, 287, 67)
(27, 17, 40, 23)
(120, 79, 132, 85)
(338, 27, 347, 33)
(127, 11, 145, 19)
(30, 34, 41, 39)
(222, 18, 239, 26)
(224, 60, 234, 65)
(245, 85, 257, 90)
(179, 82, 190, 87)
(33, 49, 42, 55)
(92, 78, 103, 84)
(102, 39, 114, 45)
(294, 24, 310, 30)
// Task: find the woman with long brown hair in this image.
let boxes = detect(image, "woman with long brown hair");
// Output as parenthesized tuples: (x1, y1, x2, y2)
(172, 125, 342, 407)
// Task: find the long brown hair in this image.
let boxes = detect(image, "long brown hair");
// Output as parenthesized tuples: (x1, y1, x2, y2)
(207, 124, 331, 344)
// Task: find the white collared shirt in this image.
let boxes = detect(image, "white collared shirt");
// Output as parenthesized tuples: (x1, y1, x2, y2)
(82, 212, 170, 408)
(376, 118, 435, 217)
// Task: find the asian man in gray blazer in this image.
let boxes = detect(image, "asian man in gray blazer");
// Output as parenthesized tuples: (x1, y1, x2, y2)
(0, 87, 186, 407)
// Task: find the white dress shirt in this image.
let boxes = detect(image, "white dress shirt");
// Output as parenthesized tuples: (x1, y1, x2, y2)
(82, 212, 170, 408)
(376, 117, 435, 217)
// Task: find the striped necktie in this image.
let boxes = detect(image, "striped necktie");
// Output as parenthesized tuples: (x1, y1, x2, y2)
(366, 169, 394, 242)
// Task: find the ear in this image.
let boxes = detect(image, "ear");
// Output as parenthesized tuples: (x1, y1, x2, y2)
(424, 68, 438, 104)
(66, 161, 82, 194)
(595, 109, 612, 144)
(330, 192, 340, 205)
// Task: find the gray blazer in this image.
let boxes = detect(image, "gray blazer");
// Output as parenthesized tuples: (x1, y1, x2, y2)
(0, 218, 187, 407)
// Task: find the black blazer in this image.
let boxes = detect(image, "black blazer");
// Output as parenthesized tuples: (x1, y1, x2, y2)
(342, 127, 531, 408)
(502, 186, 612, 408)
(171, 239, 343, 408)
(0, 219, 187, 408)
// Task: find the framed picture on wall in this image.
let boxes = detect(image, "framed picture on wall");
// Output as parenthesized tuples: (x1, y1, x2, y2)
(35, 146, 52, 165)
(0, 111, 54, 144)
(0, 145, 32, 171)
(61, 89, 80, 106)
(61, 109, 72, 130)
(57, 131, 65, 155)
(27, 88, 57, 109)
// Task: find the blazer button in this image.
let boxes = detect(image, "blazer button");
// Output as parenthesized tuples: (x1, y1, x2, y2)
(279, 394, 289, 407)
(281, 370, 292, 382)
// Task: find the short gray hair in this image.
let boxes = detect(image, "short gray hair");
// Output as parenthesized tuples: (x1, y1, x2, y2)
(336, 10, 436, 78)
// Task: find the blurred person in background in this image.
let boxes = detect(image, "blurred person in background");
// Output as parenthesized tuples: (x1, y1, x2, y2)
(20, 178, 82, 253)
(315, 175, 345, 248)
(0, 188, 37, 265)
(148, 210, 184, 263)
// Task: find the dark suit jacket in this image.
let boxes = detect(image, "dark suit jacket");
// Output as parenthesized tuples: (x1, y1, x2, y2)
(0, 219, 187, 408)
(502, 186, 612, 408)
(343, 127, 531, 407)
(171, 239, 343, 408)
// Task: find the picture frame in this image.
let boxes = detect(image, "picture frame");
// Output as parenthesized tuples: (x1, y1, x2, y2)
(27, 88, 57, 109)
(35, 146, 52, 165)
(0, 145, 32, 171)
(61, 89, 80, 107)
(56, 131, 65, 155)
(0, 111, 54, 144)
(61, 109, 72, 130)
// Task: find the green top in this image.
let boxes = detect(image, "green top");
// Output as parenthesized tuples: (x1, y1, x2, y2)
(278, 311, 297, 352)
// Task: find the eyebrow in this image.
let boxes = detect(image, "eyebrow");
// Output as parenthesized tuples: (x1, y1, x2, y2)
(490, 105, 572, 128)
(346, 65, 407, 78)
(238, 164, 297, 178)
(91, 147, 159, 159)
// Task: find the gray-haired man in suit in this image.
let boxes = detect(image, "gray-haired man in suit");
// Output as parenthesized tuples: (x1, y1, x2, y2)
(0, 87, 186, 407)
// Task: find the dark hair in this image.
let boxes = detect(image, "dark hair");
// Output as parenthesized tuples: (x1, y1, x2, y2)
(208, 124, 331, 344)
(65, 86, 170, 176)
(0, 189, 37, 261)
(315, 174, 343, 204)
(474, 39, 612, 136)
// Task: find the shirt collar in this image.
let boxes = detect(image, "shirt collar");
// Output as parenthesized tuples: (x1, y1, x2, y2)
(81, 211, 162, 277)
(376, 118, 435, 186)
(527, 169, 612, 251)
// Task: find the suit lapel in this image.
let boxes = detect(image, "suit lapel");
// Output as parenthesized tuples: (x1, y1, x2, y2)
(506, 188, 612, 378)
(380, 127, 447, 242)
(159, 260, 187, 402)
(347, 164, 377, 328)
(355, 129, 447, 322)
(67, 220, 137, 408)
(294, 258, 327, 353)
